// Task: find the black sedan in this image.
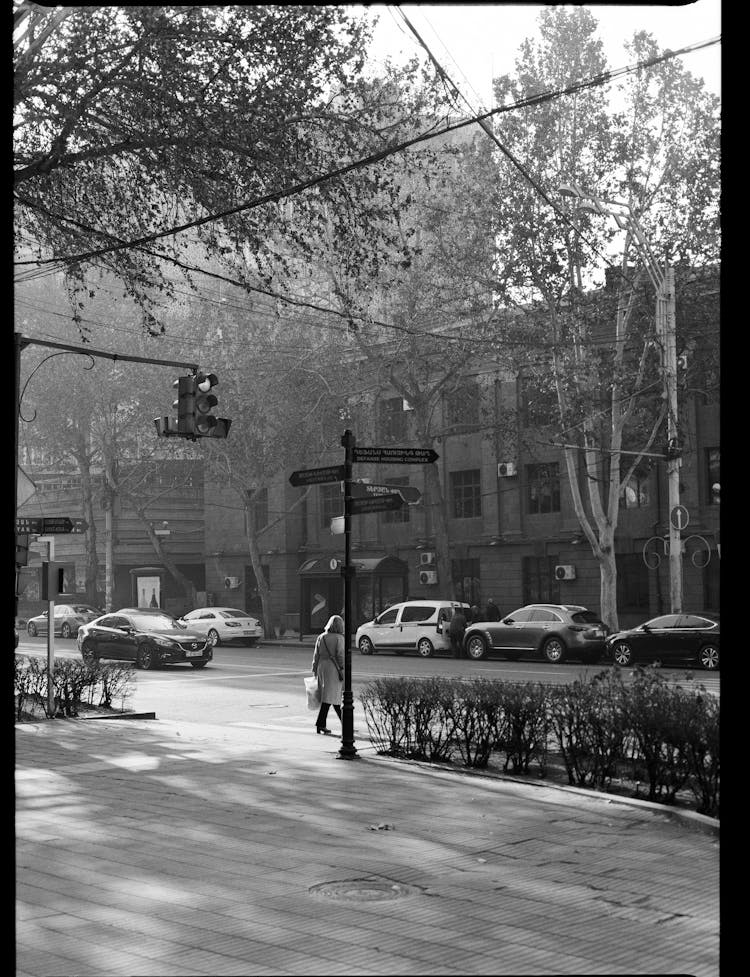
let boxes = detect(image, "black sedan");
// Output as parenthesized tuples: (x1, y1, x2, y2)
(76, 609, 212, 670)
(463, 603, 608, 664)
(606, 613, 719, 670)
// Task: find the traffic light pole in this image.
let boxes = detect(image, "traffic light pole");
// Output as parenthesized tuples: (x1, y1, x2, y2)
(338, 429, 358, 760)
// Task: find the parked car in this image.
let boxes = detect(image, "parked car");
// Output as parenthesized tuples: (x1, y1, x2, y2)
(355, 600, 470, 658)
(178, 606, 263, 647)
(463, 604, 608, 664)
(76, 609, 212, 670)
(606, 613, 719, 670)
(26, 603, 102, 639)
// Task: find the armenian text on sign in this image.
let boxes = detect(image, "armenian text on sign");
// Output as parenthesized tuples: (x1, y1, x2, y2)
(352, 446, 438, 465)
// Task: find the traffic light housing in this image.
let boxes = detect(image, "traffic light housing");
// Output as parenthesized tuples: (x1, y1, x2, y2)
(194, 372, 231, 438)
(173, 375, 197, 436)
(41, 561, 65, 600)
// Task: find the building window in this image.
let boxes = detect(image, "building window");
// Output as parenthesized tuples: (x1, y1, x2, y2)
(319, 484, 342, 528)
(381, 476, 410, 524)
(707, 448, 720, 505)
(522, 557, 560, 604)
(526, 463, 560, 514)
(445, 381, 480, 430)
(378, 396, 407, 442)
(450, 469, 481, 519)
(619, 469, 651, 509)
(616, 553, 650, 614)
(451, 558, 481, 606)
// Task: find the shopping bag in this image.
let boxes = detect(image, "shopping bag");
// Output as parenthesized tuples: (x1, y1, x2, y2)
(304, 675, 321, 710)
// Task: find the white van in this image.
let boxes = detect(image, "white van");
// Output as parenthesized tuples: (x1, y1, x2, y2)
(355, 600, 470, 658)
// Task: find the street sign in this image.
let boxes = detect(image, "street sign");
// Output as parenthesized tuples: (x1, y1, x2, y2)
(670, 505, 689, 531)
(352, 446, 438, 465)
(351, 481, 422, 504)
(350, 493, 405, 515)
(15, 516, 87, 535)
(289, 464, 346, 487)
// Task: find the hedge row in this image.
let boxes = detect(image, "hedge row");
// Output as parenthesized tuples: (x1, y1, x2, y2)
(14, 655, 135, 720)
(359, 667, 719, 818)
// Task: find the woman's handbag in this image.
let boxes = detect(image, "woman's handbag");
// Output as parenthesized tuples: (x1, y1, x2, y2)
(304, 675, 321, 710)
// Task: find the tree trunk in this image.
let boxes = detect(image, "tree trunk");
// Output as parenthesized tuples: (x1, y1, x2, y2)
(245, 498, 272, 637)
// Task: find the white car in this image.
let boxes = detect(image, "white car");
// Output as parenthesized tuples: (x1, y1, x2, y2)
(179, 607, 263, 647)
(355, 599, 470, 658)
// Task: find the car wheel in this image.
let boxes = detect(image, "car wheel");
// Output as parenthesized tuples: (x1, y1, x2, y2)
(190, 661, 208, 669)
(698, 644, 719, 670)
(612, 641, 633, 667)
(466, 635, 487, 661)
(27, 622, 37, 637)
(138, 645, 157, 670)
(81, 642, 99, 665)
(417, 638, 434, 658)
(543, 637, 566, 664)
(207, 628, 220, 647)
(358, 636, 374, 655)
(61, 623, 72, 639)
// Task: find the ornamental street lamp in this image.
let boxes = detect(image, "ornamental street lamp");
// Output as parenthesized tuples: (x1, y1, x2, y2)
(558, 184, 683, 614)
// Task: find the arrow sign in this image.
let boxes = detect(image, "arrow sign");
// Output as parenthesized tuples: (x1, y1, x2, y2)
(40, 517, 75, 534)
(353, 446, 438, 465)
(289, 464, 346, 487)
(16, 516, 42, 534)
(351, 482, 422, 505)
(350, 493, 405, 515)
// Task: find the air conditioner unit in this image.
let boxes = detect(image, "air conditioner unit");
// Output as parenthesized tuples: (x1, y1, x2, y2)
(419, 551, 436, 565)
(419, 569, 438, 585)
(497, 461, 517, 478)
(224, 576, 241, 589)
(554, 565, 576, 581)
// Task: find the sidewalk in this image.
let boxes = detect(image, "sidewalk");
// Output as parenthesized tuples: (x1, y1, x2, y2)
(16, 711, 719, 977)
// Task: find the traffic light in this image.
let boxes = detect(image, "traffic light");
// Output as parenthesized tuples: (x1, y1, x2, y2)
(41, 561, 65, 600)
(173, 375, 197, 437)
(194, 372, 231, 438)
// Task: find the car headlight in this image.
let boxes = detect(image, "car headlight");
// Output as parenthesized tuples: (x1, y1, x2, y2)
(153, 635, 176, 648)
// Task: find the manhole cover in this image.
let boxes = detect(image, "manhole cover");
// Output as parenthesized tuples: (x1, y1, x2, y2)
(309, 879, 422, 902)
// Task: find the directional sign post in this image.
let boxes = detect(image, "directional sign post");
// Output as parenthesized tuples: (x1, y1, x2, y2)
(353, 446, 438, 465)
(350, 493, 405, 516)
(351, 481, 422, 505)
(289, 464, 345, 488)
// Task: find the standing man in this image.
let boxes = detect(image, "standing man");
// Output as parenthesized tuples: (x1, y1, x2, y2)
(485, 598, 501, 622)
(449, 606, 467, 659)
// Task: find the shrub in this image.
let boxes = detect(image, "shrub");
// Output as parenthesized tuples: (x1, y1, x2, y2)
(493, 681, 549, 775)
(360, 677, 421, 757)
(450, 678, 503, 768)
(548, 670, 629, 788)
(622, 667, 694, 804)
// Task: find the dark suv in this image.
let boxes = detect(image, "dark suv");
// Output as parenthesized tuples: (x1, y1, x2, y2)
(463, 604, 608, 664)
(77, 609, 212, 670)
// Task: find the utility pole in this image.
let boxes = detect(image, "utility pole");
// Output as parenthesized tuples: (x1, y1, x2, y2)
(558, 185, 683, 613)
(658, 266, 682, 613)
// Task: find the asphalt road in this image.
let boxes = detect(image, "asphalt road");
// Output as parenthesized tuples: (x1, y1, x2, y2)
(16, 634, 720, 726)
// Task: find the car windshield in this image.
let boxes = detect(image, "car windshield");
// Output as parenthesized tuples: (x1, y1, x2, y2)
(128, 613, 181, 631)
(219, 610, 250, 619)
(570, 611, 602, 625)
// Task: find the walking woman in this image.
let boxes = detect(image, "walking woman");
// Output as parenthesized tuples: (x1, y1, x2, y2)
(311, 614, 345, 735)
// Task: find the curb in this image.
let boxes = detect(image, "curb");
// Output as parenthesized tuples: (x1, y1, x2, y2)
(77, 711, 157, 721)
(365, 752, 720, 836)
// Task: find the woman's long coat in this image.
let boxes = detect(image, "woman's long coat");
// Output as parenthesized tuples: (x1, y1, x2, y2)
(311, 632, 344, 704)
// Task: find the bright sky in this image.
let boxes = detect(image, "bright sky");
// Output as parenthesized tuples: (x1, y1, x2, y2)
(363, 2, 721, 108)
